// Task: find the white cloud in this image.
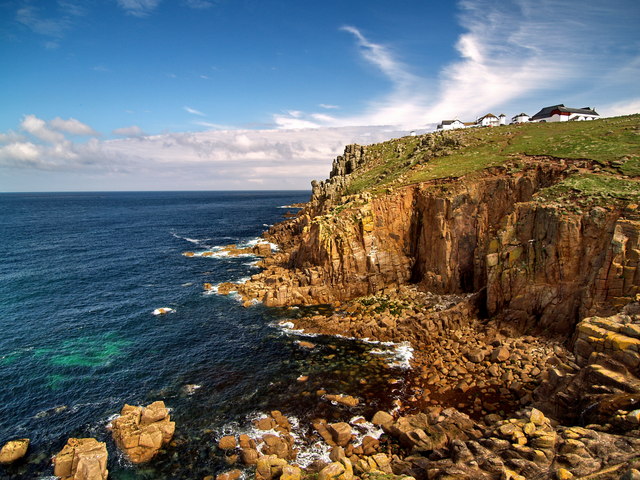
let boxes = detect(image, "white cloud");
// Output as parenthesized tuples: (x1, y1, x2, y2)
(50, 117, 99, 136)
(184, 106, 206, 116)
(116, 0, 161, 17)
(113, 125, 145, 137)
(319, 104, 340, 110)
(21, 115, 65, 143)
(0, 142, 41, 164)
(183, 0, 214, 8)
(274, 1, 640, 130)
(16, 6, 70, 38)
(600, 98, 640, 118)
(1, 116, 410, 189)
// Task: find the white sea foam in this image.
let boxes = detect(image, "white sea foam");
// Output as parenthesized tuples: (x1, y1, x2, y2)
(278, 205, 303, 209)
(391, 342, 414, 369)
(349, 416, 384, 443)
(152, 307, 175, 315)
(171, 232, 210, 245)
(274, 320, 320, 338)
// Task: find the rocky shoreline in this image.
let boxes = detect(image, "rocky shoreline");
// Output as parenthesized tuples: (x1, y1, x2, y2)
(212, 122, 640, 480)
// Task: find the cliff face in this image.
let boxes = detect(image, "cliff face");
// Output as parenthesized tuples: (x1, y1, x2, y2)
(238, 119, 640, 335)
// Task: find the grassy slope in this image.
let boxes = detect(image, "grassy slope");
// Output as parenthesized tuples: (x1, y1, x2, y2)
(341, 115, 640, 202)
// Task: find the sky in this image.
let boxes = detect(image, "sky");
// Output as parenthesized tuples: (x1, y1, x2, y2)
(1, 0, 639, 192)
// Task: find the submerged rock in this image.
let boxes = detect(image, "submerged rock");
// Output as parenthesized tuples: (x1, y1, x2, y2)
(53, 438, 108, 480)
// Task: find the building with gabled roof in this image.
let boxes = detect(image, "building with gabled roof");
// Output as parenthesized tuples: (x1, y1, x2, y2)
(436, 119, 465, 131)
(476, 113, 499, 127)
(530, 104, 599, 122)
(511, 113, 530, 124)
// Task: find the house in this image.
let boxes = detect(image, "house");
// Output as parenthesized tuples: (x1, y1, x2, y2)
(437, 119, 465, 131)
(476, 113, 499, 127)
(511, 113, 530, 124)
(499, 114, 507, 126)
(530, 104, 599, 122)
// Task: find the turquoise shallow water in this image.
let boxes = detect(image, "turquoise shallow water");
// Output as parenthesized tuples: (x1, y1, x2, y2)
(0, 191, 409, 479)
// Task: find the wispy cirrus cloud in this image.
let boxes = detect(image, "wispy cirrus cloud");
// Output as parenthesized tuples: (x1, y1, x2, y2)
(183, 0, 215, 9)
(184, 106, 206, 116)
(14, 1, 86, 47)
(116, 0, 161, 17)
(274, 1, 640, 129)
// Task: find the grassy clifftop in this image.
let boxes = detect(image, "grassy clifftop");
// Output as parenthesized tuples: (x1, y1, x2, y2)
(341, 114, 640, 202)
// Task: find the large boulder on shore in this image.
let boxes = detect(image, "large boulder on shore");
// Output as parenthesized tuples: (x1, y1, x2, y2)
(0, 438, 29, 464)
(110, 400, 175, 463)
(53, 438, 108, 480)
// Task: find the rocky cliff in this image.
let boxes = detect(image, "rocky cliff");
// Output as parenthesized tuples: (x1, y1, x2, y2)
(236, 116, 640, 336)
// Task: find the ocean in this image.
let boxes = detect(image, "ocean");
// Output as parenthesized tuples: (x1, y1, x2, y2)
(0, 191, 410, 479)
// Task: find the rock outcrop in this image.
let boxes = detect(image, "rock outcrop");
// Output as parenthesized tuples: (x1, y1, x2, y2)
(52, 438, 108, 480)
(110, 400, 175, 463)
(236, 154, 639, 336)
(0, 438, 29, 464)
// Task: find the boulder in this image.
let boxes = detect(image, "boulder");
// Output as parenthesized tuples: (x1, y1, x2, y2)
(327, 422, 352, 447)
(111, 401, 175, 463)
(53, 438, 108, 480)
(491, 346, 510, 362)
(216, 469, 242, 480)
(325, 394, 359, 407)
(371, 410, 394, 429)
(218, 435, 237, 450)
(0, 438, 29, 464)
(466, 349, 486, 363)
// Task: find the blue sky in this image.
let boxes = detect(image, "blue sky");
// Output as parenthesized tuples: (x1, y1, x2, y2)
(1, 0, 639, 191)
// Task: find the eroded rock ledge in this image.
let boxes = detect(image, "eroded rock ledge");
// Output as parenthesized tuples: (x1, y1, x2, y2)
(229, 155, 638, 336)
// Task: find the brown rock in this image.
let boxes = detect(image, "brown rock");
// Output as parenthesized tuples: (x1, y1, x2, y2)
(240, 448, 258, 465)
(466, 349, 486, 363)
(218, 435, 237, 450)
(216, 469, 242, 480)
(53, 438, 108, 480)
(491, 346, 510, 362)
(371, 410, 394, 429)
(111, 401, 175, 463)
(318, 462, 345, 480)
(261, 433, 295, 460)
(325, 394, 359, 407)
(327, 422, 352, 447)
(0, 439, 29, 464)
(255, 416, 277, 431)
(280, 465, 302, 480)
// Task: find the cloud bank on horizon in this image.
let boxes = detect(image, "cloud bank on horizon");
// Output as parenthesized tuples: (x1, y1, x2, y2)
(1, 0, 639, 191)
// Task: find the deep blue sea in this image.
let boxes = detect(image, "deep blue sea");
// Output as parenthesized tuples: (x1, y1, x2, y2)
(0, 191, 410, 479)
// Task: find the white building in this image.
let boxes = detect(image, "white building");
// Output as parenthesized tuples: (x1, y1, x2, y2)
(530, 104, 599, 122)
(436, 119, 465, 131)
(499, 114, 507, 125)
(476, 113, 499, 127)
(511, 113, 530, 124)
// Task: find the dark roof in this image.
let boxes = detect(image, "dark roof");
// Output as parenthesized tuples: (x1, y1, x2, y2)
(530, 104, 599, 120)
(440, 119, 462, 125)
(477, 113, 498, 123)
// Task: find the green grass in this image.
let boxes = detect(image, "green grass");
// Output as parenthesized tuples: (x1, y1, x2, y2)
(535, 173, 640, 205)
(338, 115, 640, 197)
